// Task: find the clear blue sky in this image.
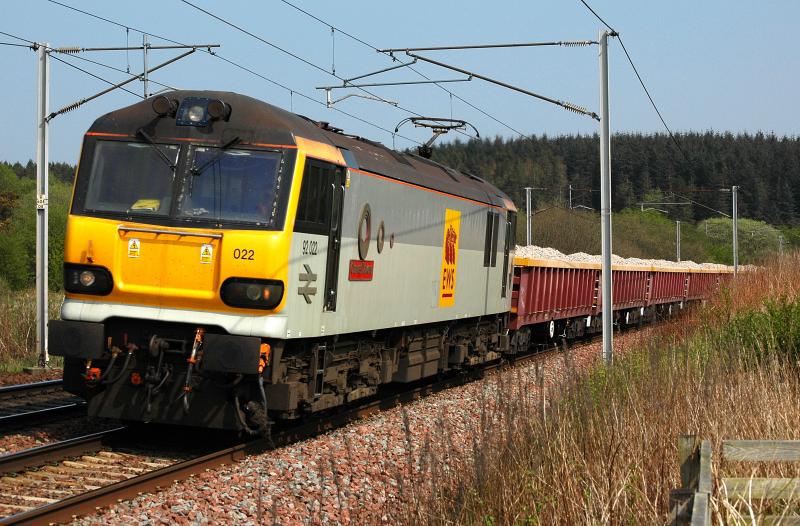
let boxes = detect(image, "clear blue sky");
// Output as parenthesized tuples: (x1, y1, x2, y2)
(0, 0, 798, 163)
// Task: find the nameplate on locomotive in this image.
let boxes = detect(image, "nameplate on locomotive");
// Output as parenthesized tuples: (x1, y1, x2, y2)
(349, 260, 374, 281)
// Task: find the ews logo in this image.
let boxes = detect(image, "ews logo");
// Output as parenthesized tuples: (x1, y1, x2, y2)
(444, 225, 457, 264)
(438, 209, 461, 307)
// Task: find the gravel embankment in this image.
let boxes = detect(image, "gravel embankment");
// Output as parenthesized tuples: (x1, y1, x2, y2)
(70, 329, 654, 526)
(515, 244, 733, 270)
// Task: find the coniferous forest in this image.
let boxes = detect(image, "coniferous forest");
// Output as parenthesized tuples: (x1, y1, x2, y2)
(431, 132, 800, 225)
(1, 131, 799, 290)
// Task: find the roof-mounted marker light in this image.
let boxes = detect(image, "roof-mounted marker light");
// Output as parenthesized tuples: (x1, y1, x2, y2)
(152, 96, 178, 117)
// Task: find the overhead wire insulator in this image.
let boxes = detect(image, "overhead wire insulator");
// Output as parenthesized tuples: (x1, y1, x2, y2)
(562, 40, 596, 47)
(54, 46, 83, 54)
(48, 99, 85, 121)
(562, 101, 588, 114)
(561, 101, 599, 120)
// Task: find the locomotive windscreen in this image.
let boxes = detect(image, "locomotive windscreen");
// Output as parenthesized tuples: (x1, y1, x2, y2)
(83, 141, 179, 217)
(72, 138, 294, 230)
(180, 148, 282, 226)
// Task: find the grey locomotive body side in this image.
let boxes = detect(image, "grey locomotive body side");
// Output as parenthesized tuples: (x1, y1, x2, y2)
(285, 166, 514, 339)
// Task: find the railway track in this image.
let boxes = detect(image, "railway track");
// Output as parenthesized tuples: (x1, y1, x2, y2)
(0, 380, 85, 428)
(0, 345, 555, 525)
(0, 329, 616, 525)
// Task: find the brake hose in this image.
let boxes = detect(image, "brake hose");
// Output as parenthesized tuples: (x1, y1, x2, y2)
(101, 349, 134, 385)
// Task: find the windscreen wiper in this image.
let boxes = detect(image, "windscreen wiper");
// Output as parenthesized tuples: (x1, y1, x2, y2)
(136, 128, 176, 171)
(191, 136, 241, 176)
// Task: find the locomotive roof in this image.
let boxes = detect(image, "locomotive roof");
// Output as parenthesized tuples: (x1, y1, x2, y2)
(88, 90, 513, 210)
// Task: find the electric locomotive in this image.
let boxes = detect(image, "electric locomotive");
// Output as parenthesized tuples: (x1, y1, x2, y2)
(50, 91, 517, 433)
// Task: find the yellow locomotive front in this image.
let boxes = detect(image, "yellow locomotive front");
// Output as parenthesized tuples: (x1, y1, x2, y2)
(51, 91, 306, 432)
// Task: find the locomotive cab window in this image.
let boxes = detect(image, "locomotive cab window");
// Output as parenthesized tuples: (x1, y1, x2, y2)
(179, 147, 283, 226)
(294, 160, 338, 235)
(73, 138, 294, 230)
(82, 141, 179, 216)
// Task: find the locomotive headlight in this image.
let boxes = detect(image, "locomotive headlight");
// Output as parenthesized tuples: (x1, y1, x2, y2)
(245, 284, 262, 301)
(186, 104, 205, 123)
(175, 97, 233, 126)
(64, 264, 113, 295)
(221, 278, 283, 310)
(79, 270, 96, 287)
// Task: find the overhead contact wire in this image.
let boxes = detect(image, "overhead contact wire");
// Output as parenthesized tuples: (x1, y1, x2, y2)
(49, 53, 143, 100)
(0, 29, 34, 44)
(577, 0, 617, 33)
(45, 0, 423, 146)
(57, 51, 177, 92)
(178, 0, 465, 140)
(0, 41, 32, 48)
(177, 2, 440, 122)
(577, 0, 690, 162)
(277, 0, 527, 138)
(2, 27, 176, 93)
(577, 0, 738, 216)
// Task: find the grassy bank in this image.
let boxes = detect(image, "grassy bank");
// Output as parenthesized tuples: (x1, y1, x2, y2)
(0, 286, 63, 372)
(403, 254, 800, 525)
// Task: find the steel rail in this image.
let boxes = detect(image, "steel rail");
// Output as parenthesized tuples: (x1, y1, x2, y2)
(0, 379, 62, 394)
(0, 402, 85, 428)
(0, 428, 126, 476)
(0, 361, 510, 525)
(0, 379, 85, 427)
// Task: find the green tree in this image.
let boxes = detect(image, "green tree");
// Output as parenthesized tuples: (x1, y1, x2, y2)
(0, 166, 70, 290)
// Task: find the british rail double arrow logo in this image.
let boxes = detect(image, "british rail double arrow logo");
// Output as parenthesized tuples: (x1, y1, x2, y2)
(298, 264, 317, 304)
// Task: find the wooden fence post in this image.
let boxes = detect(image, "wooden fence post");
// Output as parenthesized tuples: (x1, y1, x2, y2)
(669, 435, 700, 526)
(679, 435, 699, 488)
(691, 440, 712, 526)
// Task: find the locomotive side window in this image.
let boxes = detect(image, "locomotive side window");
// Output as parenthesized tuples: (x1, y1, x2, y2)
(483, 210, 500, 268)
(294, 160, 334, 235)
(490, 211, 500, 267)
(483, 211, 493, 267)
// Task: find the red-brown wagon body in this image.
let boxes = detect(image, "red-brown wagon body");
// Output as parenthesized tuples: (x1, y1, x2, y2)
(509, 257, 731, 331)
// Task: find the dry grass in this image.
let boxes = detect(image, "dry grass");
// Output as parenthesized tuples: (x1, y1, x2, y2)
(0, 287, 62, 372)
(400, 254, 800, 525)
